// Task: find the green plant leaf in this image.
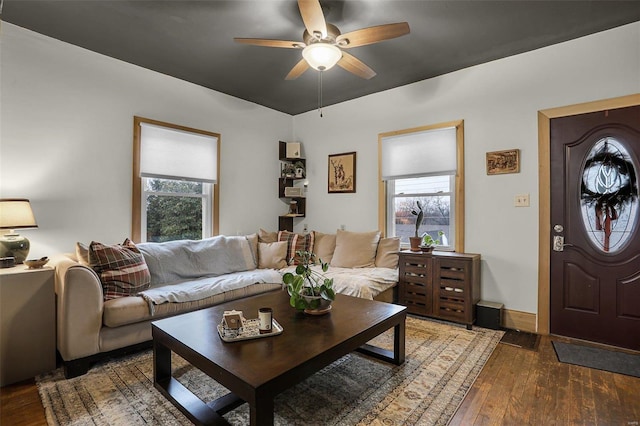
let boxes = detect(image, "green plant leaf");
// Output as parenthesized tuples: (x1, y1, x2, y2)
(321, 287, 336, 301)
(294, 298, 307, 310)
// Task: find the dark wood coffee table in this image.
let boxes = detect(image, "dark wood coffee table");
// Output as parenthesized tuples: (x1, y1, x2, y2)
(152, 290, 406, 426)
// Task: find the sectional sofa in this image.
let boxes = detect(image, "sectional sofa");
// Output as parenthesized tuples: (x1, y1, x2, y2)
(51, 229, 400, 377)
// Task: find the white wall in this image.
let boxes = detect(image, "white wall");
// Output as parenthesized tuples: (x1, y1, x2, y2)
(292, 22, 640, 314)
(1, 23, 293, 257)
(2, 21, 638, 316)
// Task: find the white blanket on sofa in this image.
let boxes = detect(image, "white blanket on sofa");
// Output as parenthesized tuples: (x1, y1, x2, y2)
(137, 236, 257, 286)
(138, 269, 283, 313)
(281, 265, 398, 300)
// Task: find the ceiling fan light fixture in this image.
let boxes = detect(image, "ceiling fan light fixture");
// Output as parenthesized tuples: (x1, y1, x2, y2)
(302, 43, 342, 71)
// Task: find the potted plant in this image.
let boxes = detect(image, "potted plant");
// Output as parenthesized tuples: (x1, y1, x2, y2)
(282, 250, 335, 314)
(409, 201, 424, 251)
(282, 162, 296, 178)
(294, 161, 305, 178)
(421, 230, 444, 252)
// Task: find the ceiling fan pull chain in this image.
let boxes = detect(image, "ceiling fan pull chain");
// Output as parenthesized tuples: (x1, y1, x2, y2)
(318, 70, 324, 118)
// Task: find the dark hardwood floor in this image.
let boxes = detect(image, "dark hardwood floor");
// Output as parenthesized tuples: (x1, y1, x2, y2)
(2, 334, 638, 425)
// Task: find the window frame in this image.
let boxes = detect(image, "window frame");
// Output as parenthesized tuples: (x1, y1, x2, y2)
(132, 116, 220, 242)
(378, 120, 465, 252)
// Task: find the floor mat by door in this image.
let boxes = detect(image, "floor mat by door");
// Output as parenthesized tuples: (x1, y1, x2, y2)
(552, 341, 640, 378)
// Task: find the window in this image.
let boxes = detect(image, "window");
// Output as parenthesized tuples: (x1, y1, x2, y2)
(132, 117, 220, 242)
(378, 120, 464, 251)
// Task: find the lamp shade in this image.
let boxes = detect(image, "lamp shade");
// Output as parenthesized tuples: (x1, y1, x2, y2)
(302, 43, 342, 71)
(0, 199, 38, 229)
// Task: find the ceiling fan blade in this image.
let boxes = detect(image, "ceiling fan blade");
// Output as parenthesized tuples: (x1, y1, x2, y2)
(336, 22, 410, 48)
(337, 52, 376, 80)
(285, 59, 310, 80)
(298, 0, 327, 38)
(234, 38, 305, 49)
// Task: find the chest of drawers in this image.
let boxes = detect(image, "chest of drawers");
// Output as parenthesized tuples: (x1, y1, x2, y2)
(398, 250, 480, 329)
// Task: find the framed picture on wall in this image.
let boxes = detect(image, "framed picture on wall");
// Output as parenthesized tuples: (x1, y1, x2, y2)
(486, 149, 520, 175)
(328, 152, 356, 193)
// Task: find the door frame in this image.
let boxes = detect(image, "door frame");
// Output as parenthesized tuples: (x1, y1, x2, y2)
(537, 93, 640, 334)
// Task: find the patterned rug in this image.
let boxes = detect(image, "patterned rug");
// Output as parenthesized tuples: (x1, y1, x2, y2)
(37, 316, 503, 425)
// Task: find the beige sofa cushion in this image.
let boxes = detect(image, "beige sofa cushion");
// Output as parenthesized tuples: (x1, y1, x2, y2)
(258, 228, 278, 243)
(375, 237, 401, 268)
(103, 283, 282, 328)
(313, 231, 336, 264)
(246, 233, 258, 265)
(331, 230, 381, 268)
(75, 242, 94, 266)
(258, 241, 288, 269)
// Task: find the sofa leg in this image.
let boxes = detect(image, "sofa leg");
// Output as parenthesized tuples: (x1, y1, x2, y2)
(64, 358, 92, 378)
(61, 341, 154, 379)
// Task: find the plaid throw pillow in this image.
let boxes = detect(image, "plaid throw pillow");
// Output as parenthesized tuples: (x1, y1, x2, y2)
(89, 239, 151, 300)
(277, 231, 314, 265)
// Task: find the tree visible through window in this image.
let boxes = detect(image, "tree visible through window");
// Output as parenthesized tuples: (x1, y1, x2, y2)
(144, 178, 207, 242)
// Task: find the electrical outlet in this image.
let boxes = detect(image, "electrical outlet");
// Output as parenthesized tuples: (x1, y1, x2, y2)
(303, 223, 308, 232)
(515, 194, 530, 207)
(340, 224, 346, 231)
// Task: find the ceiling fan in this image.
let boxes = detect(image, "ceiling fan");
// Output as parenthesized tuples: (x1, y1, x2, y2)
(234, 0, 410, 80)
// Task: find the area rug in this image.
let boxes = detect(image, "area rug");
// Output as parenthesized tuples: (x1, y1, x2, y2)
(499, 329, 540, 351)
(552, 341, 640, 378)
(37, 317, 503, 425)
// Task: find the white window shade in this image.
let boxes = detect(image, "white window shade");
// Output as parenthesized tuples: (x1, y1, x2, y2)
(140, 123, 218, 183)
(381, 127, 457, 180)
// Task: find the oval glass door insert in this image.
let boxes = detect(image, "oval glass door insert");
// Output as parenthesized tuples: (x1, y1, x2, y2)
(580, 137, 638, 253)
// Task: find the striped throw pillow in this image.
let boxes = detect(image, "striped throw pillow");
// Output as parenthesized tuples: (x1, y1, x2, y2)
(277, 231, 314, 265)
(90, 239, 151, 300)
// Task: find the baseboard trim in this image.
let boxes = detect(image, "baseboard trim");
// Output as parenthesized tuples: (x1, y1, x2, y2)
(502, 309, 537, 333)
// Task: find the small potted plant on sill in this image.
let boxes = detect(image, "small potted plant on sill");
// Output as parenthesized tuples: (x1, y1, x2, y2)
(282, 250, 335, 315)
(420, 231, 445, 252)
(409, 201, 424, 252)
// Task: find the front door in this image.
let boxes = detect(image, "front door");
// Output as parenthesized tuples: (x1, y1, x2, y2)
(550, 105, 640, 350)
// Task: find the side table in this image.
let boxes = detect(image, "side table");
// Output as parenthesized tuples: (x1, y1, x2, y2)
(0, 265, 56, 386)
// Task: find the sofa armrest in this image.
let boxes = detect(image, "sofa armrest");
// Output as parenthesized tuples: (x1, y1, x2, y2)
(50, 254, 104, 361)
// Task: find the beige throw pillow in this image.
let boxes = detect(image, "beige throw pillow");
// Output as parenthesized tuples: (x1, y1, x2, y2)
(312, 231, 336, 264)
(331, 230, 381, 268)
(258, 228, 278, 243)
(245, 233, 258, 266)
(375, 237, 401, 268)
(258, 241, 288, 269)
(75, 242, 92, 266)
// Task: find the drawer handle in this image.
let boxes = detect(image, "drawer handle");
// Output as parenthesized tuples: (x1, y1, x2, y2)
(444, 287, 454, 291)
(454, 288, 463, 293)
